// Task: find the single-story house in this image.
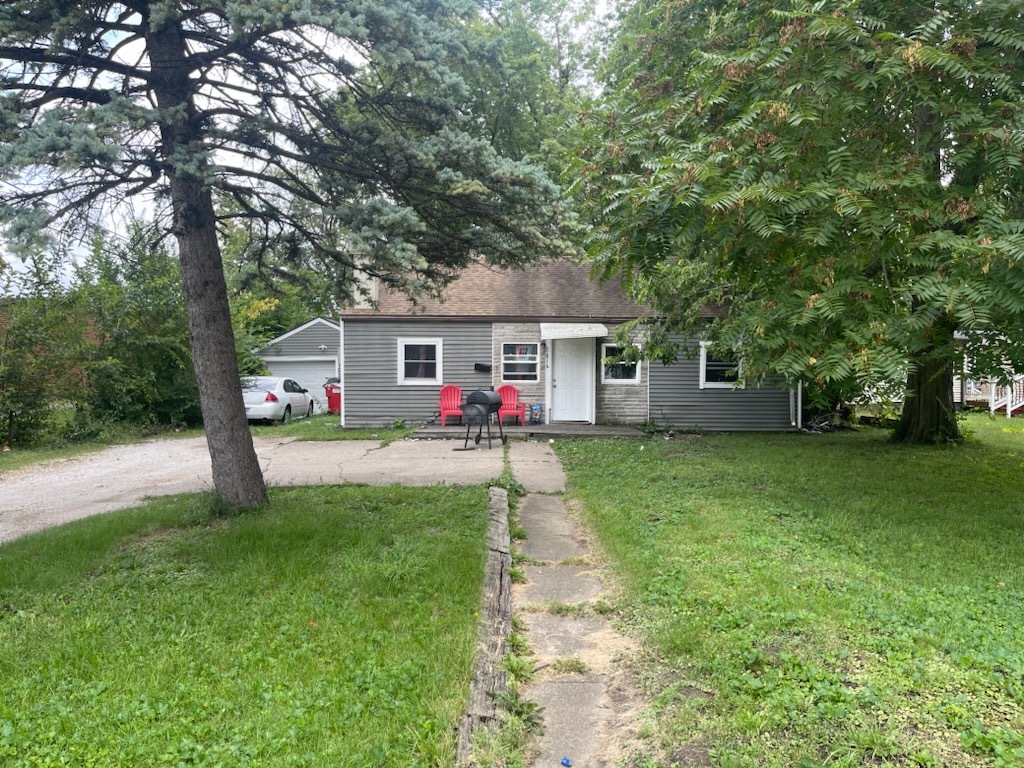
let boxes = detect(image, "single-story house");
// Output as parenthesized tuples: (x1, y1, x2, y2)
(255, 317, 340, 413)
(338, 260, 800, 430)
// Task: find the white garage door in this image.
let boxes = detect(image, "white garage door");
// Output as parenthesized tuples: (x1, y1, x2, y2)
(265, 359, 338, 414)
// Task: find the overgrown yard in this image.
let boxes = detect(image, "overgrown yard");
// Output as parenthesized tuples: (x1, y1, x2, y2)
(556, 414, 1024, 767)
(0, 485, 488, 766)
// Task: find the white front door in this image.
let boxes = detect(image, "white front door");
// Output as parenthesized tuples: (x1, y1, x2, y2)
(551, 338, 595, 422)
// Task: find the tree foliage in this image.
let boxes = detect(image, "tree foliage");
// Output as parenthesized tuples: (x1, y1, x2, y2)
(0, 1, 571, 289)
(466, 0, 604, 169)
(75, 227, 201, 427)
(0, 257, 85, 446)
(571, 0, 1024, 442)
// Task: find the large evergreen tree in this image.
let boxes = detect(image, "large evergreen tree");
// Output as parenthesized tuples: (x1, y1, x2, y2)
(0, 0, 571, 506)
(572, 0, 1024, 442)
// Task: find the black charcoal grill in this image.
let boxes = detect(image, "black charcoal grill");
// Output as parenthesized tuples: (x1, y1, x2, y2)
(462, 389, 506, 449)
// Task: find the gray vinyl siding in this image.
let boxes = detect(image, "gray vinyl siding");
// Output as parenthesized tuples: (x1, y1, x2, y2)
(344, 320, 492, 425)
(649, 344, 794, 431)
(259, 320, 340, 359)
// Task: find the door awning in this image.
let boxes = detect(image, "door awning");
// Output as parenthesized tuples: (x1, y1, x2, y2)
(539, 322, 609, 340)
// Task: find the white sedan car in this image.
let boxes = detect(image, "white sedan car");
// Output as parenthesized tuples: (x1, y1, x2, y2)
(242, 376, 314, 424)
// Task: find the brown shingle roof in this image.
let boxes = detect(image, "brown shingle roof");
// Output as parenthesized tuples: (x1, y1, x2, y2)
(344, 259, 645, 321)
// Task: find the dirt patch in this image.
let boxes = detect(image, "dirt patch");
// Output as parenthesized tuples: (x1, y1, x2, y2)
(586, 664, 650, 767)
(671, 744, 712, 767)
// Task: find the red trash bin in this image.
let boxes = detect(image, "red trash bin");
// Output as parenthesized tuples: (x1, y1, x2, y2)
(324, 380, 341, 414)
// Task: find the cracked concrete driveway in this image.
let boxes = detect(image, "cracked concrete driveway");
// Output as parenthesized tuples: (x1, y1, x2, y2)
(0, 436, 505, 544)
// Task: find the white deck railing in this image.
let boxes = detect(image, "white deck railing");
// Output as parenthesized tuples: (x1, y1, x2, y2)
(964, 376, 1024, 416)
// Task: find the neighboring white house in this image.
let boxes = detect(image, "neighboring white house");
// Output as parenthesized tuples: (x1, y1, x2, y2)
(255, 318, 341, 413)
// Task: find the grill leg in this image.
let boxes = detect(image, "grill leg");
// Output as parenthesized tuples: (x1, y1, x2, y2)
(463, 423, 472, 449)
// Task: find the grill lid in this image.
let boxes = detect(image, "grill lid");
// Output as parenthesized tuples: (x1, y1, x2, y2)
(465, 389, 502, 411)
(461, 403, 489, 424)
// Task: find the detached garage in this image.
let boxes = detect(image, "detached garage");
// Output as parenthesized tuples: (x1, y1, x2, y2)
(256, 318, 340, 413)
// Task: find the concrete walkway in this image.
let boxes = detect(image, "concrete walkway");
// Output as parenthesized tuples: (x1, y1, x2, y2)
(509, 441, 634, 768)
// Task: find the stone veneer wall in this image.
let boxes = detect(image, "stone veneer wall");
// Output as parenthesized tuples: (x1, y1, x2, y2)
(492, 323, 546, 409)
(595, 336, 648, 425)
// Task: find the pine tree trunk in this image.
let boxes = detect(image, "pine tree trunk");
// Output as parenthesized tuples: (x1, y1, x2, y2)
(147, 9, 268, 508)
(892, 354, 961, 444)
(171, 178, 269, 508)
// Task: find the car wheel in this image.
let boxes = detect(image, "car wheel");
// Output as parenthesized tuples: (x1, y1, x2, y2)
(281, 406, 292, 424)
(307, 402, 314, 418)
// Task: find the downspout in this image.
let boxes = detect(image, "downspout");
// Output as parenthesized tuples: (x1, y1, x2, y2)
(791, 381, 804, 429)
(798, 381, 803, 430)
(339, 318, 346, 427)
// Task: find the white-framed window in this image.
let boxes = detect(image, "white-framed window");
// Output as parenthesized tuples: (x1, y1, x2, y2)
(502, 342, 539, 382)
(699, 341, 744, 389)
(601, 344, 641, 384)
(397, 338, 443, 385)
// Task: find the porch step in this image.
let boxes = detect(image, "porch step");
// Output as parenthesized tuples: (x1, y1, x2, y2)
(413, 423, 645, 440)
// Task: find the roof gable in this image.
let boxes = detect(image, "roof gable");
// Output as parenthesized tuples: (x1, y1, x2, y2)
(262, 317, 341, 346)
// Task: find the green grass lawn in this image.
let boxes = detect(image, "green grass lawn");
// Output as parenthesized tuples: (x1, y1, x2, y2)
(555, 414, 1024, 768)
(0, 485, 488, 767)
(249, 414, 414, 443)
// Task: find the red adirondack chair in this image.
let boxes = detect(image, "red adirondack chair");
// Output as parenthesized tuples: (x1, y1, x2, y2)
(438, 384, 463, 426)
(497, 384, 527, 426)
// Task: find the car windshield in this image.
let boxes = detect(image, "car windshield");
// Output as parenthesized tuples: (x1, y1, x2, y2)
(242, 378, 278, 392)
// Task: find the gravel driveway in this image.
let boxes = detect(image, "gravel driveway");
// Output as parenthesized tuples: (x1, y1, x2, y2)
(0, 436, 504, 544)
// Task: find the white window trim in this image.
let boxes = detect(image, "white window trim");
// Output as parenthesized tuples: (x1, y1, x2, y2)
(699, 341, 745, 390)
(397, 337, 443, 385)
(501, 340, 540, 383)
(600, 343, 641, 385)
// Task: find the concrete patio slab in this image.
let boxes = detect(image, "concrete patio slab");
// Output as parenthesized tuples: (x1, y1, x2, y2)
(527, 674, 612, 768)
(524, 614, 634, 673)
(518, 494, 586, 562)
(515, 564, 605, 605)
(508, 441, 566, 494)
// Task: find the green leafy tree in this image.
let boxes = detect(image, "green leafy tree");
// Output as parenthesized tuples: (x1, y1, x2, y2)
(467, 0, 602, 167)
(0, 254, 85, 446)
(572, 0, 1024, 442)
(0, 0, 572, 507)
(75, 227, 201, 427)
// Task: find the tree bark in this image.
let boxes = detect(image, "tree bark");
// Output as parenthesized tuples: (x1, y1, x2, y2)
(146, 6, 268, 508)
(893, 350, 962, 445)
(171, 177, 269, 508)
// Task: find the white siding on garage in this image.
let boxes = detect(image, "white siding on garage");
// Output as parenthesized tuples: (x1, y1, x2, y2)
(257, 318, 342, 414)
